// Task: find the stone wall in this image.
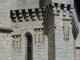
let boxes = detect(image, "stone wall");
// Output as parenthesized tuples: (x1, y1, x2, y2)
(52, 3, 75, 60)
(0, 0, 77, 60)
(76, 23, 80, 60)
(11, 9, 48, 60)
(76, 49, 80, 60)
(0, 0, 11, 60)
(54, 16, 75, 60)
(0, 32, 11, 60)
(76, 23, 80, 47)
(0, 0, 11, 28)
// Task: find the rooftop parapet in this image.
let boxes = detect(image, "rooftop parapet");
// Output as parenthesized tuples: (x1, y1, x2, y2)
(11, 0, 51, 10)
(52, 0, 74, 5)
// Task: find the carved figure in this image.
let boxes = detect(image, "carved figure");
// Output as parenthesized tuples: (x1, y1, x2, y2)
(17, 41, 21, 50)
(39, 29, 43, 43)
(13, 35, 21, 50)
(63, 22, 69, 38)
(13, 36, 17, 50)
(16, 36, 20, 41)
(34, 29, 39, 43)
(17, 36, 21, 50)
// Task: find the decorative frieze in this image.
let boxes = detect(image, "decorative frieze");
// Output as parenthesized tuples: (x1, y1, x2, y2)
(11, 8, 44, 22)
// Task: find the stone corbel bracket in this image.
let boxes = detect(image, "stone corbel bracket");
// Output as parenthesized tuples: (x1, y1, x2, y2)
(11, 8, 44, 22)
(18, 10, 23, 22)
(11, 10, 17, 22)
(32, 9, 36, 20)
(44, 4, 53, 20)
(43, 7, 48, 20)
(38, 9, 43, 20)
(51, 3, 73, 20)
(25, 9, 29, 21)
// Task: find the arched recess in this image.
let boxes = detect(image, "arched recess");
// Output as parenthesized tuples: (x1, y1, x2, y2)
(21, 30, 33, 60)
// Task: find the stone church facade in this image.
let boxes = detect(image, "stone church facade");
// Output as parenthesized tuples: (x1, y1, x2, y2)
(0, 0, 80, 60)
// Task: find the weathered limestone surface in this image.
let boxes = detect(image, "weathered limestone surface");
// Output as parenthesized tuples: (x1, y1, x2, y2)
(11, 0, 51, 10)
(0, 0, 11, 28)
(76, 23, 80, 47)
(0, 0, 78, 60)
(0, 33, 11, 60)
(0, 0, 11, 60)
(76, 23, 80, 60)
(11, 9, 48, 60)
(76, 49, 80, 60)
(54, 16, 74, 60)
(52, 2, 75, 60)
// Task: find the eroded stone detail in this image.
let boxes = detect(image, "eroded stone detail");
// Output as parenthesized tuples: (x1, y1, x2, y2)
(12, 35, 21, 50)
(34, 28, 44, 43)
(63, 21, 69, 38)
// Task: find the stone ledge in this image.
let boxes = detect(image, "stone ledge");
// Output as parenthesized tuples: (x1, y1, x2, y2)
(76, 47, 80, 49)
(0, 27, 13, 32)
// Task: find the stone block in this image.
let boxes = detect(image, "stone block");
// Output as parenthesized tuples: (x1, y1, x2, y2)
(0, 37, 4, 40)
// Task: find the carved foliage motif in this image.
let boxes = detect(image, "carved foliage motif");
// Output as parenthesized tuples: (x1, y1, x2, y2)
(12, 35, 21, 50)
(63, 21, 69, 38)
(34, 28, 44, 43)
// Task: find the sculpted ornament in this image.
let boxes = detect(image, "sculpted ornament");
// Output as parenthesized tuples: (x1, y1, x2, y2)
(39, 29, 43, 43)
(13, 36, 17, 50)
(34, 28, 44, 43)
(34, 29, 39, 43)
(17, 36, 21, 50)
(12, 35, 21, 50)
(63, 22, 69, 38)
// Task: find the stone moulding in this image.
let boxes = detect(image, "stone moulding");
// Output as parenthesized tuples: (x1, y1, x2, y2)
(0, 27, 13, 32)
